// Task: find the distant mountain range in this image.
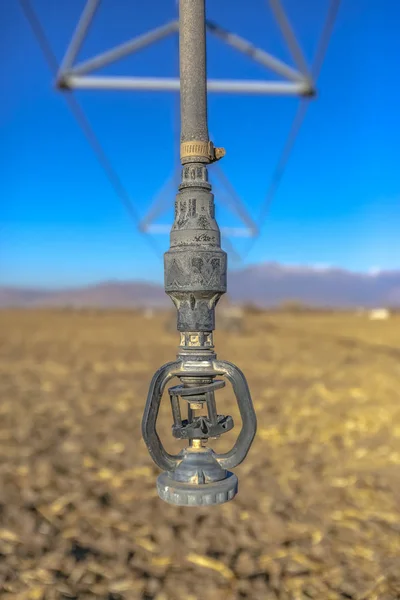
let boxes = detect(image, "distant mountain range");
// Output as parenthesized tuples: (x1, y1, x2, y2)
(1, 263, 400, 308)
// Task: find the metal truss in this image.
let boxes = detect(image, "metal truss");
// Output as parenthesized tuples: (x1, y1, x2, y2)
(55, 0, 317, 254)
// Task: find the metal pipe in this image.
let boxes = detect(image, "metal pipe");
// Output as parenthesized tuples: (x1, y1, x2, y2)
(142, 224, 171, 233)
(139, 174, 177, 231)
(58, 0, 100, 76)
(69, 21, 179, 77)
(179, 0, 209, 144)
(142, 0, 257, 505)
(219, 227, 254, 238)
(221, 236, 241, 264)
(65, 75, 312, 95)
(268, 0, 311, 78)
(206, 19, 304, 83)
(212, 161, 259, 235)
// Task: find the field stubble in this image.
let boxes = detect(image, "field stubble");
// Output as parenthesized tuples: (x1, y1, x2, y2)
(0, 310, 399, 599)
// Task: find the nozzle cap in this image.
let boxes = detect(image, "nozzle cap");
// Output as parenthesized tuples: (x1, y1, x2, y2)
(157, 471, 238, 506)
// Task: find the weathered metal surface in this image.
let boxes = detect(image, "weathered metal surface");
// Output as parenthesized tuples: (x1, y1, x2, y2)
(142, 0, 256, 506)
(165, 307, 246, 333)
(157, 470, 238, 506)
(164, 172, 227, 332)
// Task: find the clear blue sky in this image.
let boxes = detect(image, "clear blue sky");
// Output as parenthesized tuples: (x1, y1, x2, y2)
(1, 0, 399, 287)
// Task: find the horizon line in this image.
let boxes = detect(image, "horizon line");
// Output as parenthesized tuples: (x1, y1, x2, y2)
(1, 261, 399, 290)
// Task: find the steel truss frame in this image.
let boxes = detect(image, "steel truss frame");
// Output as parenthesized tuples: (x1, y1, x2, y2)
(56, 0, 316, 249)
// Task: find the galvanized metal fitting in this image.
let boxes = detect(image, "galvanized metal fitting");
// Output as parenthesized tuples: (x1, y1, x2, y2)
(164, 161, 226, 333)
(142, 0, 256, 507)
(143, 128, 256, 508)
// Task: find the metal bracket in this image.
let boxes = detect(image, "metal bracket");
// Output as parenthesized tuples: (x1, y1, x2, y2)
(55, 1, 315, 96)
(54, 0, 316, 255)
(141, 357, 257, 474)
(141, 360, 183, 473)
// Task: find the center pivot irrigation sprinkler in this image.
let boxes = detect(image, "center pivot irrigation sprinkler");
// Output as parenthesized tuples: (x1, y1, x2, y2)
(142, 0, 257, 506)
(21, 0, 340, 506)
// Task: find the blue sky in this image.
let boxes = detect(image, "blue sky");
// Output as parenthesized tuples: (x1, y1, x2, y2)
(1, 0, 399, 287)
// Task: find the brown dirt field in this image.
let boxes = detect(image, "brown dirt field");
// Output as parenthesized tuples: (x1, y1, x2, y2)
(0, 309, 399, 600)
